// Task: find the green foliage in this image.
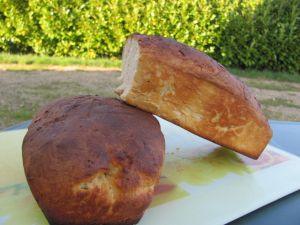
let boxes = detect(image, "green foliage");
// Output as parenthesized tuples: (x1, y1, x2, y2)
(220, 0, 300, 73)
(0, 0, 299, 73)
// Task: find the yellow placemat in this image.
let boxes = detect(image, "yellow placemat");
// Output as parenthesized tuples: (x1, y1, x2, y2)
(0, 130, 48, 225)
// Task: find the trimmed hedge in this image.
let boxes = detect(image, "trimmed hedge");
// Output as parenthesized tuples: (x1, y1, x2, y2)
(0, 0, 299, 73)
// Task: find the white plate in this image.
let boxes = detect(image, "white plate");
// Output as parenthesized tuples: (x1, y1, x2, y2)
(0, 118, 300, 225)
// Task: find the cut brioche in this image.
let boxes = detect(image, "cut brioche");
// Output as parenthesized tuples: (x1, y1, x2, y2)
(116, 34, 272, 159)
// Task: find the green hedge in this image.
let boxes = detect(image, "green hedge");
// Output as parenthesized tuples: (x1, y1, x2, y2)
(0, 0, 299, 73)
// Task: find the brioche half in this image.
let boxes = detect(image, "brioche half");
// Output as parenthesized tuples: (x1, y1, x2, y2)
(116, 34, 272, 159)
(22, 96, 165, 225)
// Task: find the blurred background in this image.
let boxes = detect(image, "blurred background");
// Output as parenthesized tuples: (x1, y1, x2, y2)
(0, 0, 299, 129)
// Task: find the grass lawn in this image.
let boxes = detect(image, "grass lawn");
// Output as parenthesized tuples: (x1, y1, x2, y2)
(0, 53, 299, 129)
(0, 53, 121, 68)
(229, 68, 300, 83)
(1, 53, 299, 82)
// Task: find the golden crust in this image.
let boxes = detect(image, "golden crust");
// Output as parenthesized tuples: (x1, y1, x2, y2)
(117, 34, 272, 159)
(22, 96, 165, 225)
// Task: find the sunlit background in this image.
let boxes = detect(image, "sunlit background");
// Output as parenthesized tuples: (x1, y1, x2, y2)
(0, 0, 299, 128)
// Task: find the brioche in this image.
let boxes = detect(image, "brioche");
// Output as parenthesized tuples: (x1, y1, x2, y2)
(116, 34, 272, 159)
(22, 96, 165, 225)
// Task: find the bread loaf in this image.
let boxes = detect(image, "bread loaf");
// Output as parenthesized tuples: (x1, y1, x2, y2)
(116, 34, 272, 159)
(22, 96, 165, 225)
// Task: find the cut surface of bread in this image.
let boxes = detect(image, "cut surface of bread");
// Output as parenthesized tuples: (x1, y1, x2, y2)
(116, 34, 272, 159)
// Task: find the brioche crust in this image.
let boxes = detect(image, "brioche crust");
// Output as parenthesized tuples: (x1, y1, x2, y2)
(22, 96, 165, 225)
(116, 34, 272, 159)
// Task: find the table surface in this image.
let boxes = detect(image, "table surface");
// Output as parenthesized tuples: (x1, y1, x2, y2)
(1, 120, 300, 225)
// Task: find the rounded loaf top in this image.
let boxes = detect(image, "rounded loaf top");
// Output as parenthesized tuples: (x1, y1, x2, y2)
(22, 96, 165, 225)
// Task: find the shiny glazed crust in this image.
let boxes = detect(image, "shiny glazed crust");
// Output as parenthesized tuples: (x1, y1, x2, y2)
(116, 34, 272, 159)
(22, 96, 165, 225)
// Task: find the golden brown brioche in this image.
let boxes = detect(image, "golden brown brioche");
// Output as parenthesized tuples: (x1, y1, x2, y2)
(116, 34, 272, 159)
(22, 96, 165, 225)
